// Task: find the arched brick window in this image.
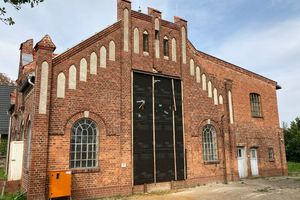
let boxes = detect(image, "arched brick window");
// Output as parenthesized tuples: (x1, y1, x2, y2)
(143, 31, 149, 53)
(202, 124, 218, 161)
(70, 118, 99, 169)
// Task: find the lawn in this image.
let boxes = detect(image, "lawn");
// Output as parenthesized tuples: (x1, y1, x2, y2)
(0, 167, 6, 180)
(288, 161, 300, 173)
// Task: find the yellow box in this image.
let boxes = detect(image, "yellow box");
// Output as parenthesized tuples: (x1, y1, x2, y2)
(49, 170, 72, 198)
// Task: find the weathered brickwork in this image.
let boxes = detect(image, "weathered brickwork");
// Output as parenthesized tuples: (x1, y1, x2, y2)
(8, 0, 287, 199)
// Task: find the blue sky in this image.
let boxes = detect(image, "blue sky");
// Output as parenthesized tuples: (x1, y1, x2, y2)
(0, 0, 299, 125)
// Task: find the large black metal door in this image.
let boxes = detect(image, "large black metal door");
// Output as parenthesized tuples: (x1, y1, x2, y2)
(133, 73, 154, 185)
(133, 73, 184, 185)
(154, 76, 175, 182)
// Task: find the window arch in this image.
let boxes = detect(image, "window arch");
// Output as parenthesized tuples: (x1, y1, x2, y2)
(133, 28, 139, 54)
(143, 31, 149, 53)
(250, 93, 262, 117)
(57, 72, 65, 98)
(90, 52, 97, 74)
(69, 65, 76, 89)
(196, 66, 201, 83)
(100, 46, 107, 68)
(80, 58, 87, 82)
(171, 38, 177, 62)
(207, 81, 212, 98)
(163, 36, 169, 57)
(190, 59, 195, 76)
(109, 41, 116, 61)
(202, 74, 207, 90)
(202, 124, 218, 161)
(70, 118, 99, 169)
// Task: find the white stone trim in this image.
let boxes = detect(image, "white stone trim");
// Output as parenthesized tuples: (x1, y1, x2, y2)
(80, 58, 87, 82)
(38, 61, 49, 114)
(57, 72, 66, 98)
(69, 65, 76, 90)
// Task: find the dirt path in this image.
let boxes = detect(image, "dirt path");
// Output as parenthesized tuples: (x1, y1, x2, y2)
(122, 177, 300, 200)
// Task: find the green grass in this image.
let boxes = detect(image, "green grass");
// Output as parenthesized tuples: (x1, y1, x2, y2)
(0, 191, 26, 200)
(288, 162, 300, 173)
(0, 167, 6, 180)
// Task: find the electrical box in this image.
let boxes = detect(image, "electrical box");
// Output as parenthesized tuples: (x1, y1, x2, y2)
(49, 170, 72, 198)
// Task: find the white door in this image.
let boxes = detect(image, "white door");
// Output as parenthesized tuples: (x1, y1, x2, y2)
(8, 141, 24, 181)
(250, 148, 259, 176)
(237, 147, 247, 178)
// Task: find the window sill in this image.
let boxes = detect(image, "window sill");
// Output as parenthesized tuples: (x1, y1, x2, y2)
(204, 160, 220, 165)
(164, 56, 169, 60)
(269, 159, 275, 162)
(71, 167, 100, 174)
(252, 115, 263, 119)
(143, 52, 149, 56)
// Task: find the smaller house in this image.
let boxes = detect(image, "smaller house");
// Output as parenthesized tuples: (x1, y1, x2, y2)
(0, 85, 15, 139)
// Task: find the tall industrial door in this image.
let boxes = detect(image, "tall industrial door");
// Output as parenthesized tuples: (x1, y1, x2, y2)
(8, 141, 24, 181)
(237, 147, 247, 178)
(133, 73, 184, 185)
(250, 148, 259, 176)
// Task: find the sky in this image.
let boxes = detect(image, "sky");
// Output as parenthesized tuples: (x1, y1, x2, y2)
(0, 0, 299, 125)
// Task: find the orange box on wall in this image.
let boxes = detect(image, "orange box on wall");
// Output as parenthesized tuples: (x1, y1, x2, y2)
(49, 170, 72, 198)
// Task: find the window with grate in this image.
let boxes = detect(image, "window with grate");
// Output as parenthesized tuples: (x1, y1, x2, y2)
(268, 148, 274, 161)
(70, 118, 98, 169)
(250, 93, 262, 117)
(202, 124, 218, 161)
(143, 31, 149, 53)
(163, 37, 169, 57)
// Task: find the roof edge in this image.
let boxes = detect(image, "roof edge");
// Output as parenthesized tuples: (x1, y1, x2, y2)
(53, 21, 121, 66)
(187, 40, 278, 86)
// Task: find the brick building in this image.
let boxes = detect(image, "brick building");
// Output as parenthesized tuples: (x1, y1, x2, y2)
(8, 0, 287, 199)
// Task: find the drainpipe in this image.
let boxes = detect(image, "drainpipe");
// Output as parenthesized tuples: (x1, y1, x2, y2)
(221, 115, 228, 184)
(28, 73, 35, 86)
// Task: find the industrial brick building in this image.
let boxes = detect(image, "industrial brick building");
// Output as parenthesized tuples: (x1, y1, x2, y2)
(7, 0, 287, 199)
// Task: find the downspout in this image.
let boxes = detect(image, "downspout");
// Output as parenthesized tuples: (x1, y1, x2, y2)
(28, 73, 35, 86)
(221, 115, 228, 184)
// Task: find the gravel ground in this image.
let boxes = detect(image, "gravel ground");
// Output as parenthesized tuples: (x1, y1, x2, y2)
(100, 176, 300, 200)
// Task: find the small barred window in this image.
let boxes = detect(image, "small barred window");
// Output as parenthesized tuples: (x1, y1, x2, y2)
(70, 118, 98, 169)
(163, 37, 169, 57)
(143, 31, 149, 53)
(250, 93, 262, 117)
(268, 148, 274, 161)
(202, 124, 218, 161)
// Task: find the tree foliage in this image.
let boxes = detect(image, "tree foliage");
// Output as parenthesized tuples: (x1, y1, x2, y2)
(0, 72, 15, 85)
(284, 117, 300, 162)
(1, 0, 44, 25)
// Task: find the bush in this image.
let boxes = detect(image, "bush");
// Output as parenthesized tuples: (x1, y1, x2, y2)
(0, 138, 8, 156)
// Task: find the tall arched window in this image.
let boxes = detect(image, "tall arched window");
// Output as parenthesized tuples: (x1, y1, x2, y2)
(143, 31, 149, 53)
(202, 124, 218, 161)
(70, 118, 99, 169)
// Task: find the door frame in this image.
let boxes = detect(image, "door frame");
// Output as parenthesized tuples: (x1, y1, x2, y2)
(237, 146, 248, 179)
(131, 71, 186, 185)
(249, 147, 259, 177)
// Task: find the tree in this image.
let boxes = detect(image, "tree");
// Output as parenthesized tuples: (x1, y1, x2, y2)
(0, 0, 44, 25)
(0, 72, 15, 85)
(284, 117, 300, 162)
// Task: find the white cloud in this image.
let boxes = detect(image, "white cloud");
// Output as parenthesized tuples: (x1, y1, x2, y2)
(209, 18, 300, 124)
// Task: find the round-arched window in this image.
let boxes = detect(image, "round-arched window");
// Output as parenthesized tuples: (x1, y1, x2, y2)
(202, 124, 218, 161)
(70, 118, 98, 169)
